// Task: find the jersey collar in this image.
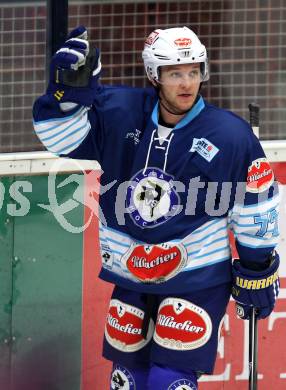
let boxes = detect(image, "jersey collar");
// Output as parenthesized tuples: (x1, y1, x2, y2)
(151, 95, 205, 130)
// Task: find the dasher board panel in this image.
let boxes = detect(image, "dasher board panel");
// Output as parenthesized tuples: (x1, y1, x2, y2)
(0, 151, 100, 176)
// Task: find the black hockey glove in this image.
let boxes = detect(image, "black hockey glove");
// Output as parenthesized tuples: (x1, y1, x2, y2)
(47, 26, 101, 106)
(231, 252, 280, 320)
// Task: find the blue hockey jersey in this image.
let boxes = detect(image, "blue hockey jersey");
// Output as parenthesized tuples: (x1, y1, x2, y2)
(33, 85, 279, 294)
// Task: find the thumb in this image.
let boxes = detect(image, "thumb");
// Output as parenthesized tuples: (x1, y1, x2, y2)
(67, 26, 87, 40)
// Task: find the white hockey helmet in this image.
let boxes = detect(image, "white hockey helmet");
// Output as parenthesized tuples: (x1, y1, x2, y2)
(142, 26, 209, 83)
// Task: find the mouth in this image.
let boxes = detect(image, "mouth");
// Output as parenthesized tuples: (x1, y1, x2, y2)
(178, 93, 192, 98)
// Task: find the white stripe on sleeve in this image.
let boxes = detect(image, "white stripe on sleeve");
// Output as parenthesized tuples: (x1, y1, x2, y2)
(229, 194, 280, 249)
(33, 106, 91, 155)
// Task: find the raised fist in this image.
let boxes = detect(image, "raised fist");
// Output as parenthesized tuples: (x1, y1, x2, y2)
(47, 26, 101, 106)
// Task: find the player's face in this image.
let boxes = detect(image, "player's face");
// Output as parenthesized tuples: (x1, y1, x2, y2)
(157, 63, 202, 121)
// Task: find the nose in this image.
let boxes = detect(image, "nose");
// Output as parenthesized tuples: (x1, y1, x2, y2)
(180, 75, 193, 88)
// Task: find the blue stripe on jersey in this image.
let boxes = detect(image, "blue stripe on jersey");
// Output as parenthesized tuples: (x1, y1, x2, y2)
(190, 245, 229, 259)
(40, 114, 84, 139)
(111, 249, 126, 256)
(33, 106, 83, 125)
(236, 205, 280, 218)
(185, 226, 226, 247)
(182, 256, 230, 271)
(100, 225, 132, 240)
(105, 237, 130, 248)
(232, 220, 263, 228)
(191, 218, 224, 235)
(187, 235, 228, 255)
(238, 230, 277, 240)
(46, 122, 89, 148)
(237, 241, 275, 249)
(58, 131, 90, 154)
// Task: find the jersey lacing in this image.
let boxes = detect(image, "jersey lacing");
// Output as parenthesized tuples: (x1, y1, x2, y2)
(143, 128, 174, 174)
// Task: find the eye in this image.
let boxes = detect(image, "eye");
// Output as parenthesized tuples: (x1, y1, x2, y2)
(189, 69, 200, 78)
(169, 72, 181, 78)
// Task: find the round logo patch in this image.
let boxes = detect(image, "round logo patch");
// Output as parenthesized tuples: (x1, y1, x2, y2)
(154, 298, 212, 350)
(246, 158, 274, 193)
(111, 364, 136, 390)
(168, 379, 197, 390)
(105, 299, 154, 352)
(122, 242, 188, 283)
(236, 304, 245, 319)
(126, 168, 180, 228)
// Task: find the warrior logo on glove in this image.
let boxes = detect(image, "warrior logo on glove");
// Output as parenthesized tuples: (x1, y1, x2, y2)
(231, 253, 280, 320)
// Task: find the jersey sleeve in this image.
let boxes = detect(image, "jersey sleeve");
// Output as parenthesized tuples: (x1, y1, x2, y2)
(32, 84, 155, 161)
(228, 133, 280, 267)
(32, 88, 106, 160)
(191, 106, 280, 268)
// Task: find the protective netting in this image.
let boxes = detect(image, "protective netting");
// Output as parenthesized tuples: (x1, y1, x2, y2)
(0, 0, 285, 152)
(0, 2, 46, 152)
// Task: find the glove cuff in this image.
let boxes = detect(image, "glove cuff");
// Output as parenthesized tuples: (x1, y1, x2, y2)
(233, 251, 279, 280)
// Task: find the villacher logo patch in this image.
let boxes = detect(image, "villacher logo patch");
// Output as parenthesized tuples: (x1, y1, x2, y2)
(105, 299, 154, 352)
(154, 297, 212, 350)
(246, 158, 274, 193)
(122, 242, 188, 283)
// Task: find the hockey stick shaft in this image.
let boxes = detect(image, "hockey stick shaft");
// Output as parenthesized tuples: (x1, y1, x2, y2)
(248, 102, 260, 390)
(249, 307, 258, 390)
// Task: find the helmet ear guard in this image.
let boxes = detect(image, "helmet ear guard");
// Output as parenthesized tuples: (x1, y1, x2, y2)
(200, 59, 209, 82)
(142, 26, 209, 83)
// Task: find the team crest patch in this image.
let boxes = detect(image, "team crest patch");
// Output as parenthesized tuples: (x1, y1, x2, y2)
(190, 138, 219, 162)
(111, 364, 136, 390)
(168, 379, 197, 390)
(122, 242, 188, 283)
(105, 299, 154, 352)
(154, 298, 212, 350)
(126, 168, 181, 228)
(246, 158, 274, 193)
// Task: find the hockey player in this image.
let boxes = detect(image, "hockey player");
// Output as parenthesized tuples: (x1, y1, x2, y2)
(33, 26, 280, 389)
